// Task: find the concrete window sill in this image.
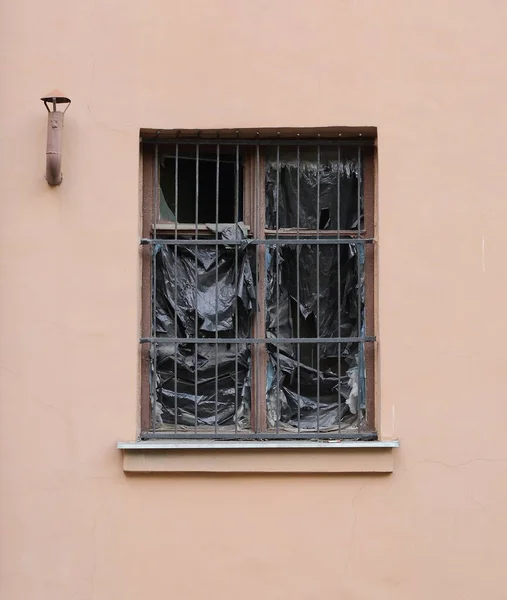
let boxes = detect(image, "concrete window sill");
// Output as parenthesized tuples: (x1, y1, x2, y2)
(117, 440, 399, 473)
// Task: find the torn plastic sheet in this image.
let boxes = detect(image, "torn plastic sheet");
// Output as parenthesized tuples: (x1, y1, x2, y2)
(266, 244, 362, 352)
(265, 147, 362, 230)
(153, 226, 255, 429)
(266, 352, 358, 430)
(155, 342, 252, 428)
(155, 227, 254, 336)
(265, 243, 366, 430)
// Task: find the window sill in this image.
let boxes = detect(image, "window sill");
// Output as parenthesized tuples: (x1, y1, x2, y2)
(117, 440, 399, 473)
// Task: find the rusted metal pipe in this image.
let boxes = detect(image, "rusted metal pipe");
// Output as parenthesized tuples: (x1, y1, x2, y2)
(45, 110, 64, 185)
(40, 90, 71, 186)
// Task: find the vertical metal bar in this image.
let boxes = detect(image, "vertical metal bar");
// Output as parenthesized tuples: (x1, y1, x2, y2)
(215, 142, 220, 434)
(173, 142, 179, 433)
(252, 141, 263, 432)
(316, 142, 321, 433)
(296, 143, 301, 433)
(356, 146, 362, 432)
(151, 143, 159, 434)
(250, 137, 267, 433)
(255, 141, 260, 432)
(337, 145, 342, 433)
(275, 143, 280, 434)
(234, 142, 239, 433)
(362, 149, 375, 432)
(194, 142, 200, 433)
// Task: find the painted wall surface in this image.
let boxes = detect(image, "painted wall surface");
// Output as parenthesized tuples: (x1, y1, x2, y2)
(1, 1, 507, 598)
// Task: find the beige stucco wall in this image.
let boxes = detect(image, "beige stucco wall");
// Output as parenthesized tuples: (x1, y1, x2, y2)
(1, 0, 507, 598)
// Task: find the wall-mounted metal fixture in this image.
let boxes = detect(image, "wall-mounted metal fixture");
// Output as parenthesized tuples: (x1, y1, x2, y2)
(41, 89, 71, 186)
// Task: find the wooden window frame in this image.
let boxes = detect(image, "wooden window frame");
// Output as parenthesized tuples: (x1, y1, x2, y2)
(140, 133, 376, 437)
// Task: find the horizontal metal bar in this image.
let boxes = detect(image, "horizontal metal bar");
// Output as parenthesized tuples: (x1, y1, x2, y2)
(160, 154, 237, 164)
(143, 138, 375, 147)
(141, 237, 374, 246)
(153, 222, 252, 232)
(264, 229, 363, 236)
(119, 439, 399, 449)
(139, 432, 378, 441)
(140, 336, 375, 344)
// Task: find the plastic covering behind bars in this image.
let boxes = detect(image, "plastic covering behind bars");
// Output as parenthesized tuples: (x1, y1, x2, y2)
(264, 148, 365, 431)
(153, 225, 255, 429)
(152, 147, 366, 432)
(265, 244, 364, 431)
(265, 147, 361, 230)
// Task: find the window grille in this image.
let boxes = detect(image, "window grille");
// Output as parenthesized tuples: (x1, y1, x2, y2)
(141, 132, 376, 440)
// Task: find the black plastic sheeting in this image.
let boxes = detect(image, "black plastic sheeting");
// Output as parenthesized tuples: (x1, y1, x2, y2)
(152, 238, 365, 431)
(153, 225, 255, 429)
(265, 147, 362, 230)
(263, 147, 365, 430)
(265, 244, 364, 431)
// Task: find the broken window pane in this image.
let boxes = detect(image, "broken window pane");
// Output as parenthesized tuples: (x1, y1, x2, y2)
(159, 146, 243, 223)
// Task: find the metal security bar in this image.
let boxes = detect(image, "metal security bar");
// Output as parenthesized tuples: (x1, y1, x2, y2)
(141, 136, 376, 440)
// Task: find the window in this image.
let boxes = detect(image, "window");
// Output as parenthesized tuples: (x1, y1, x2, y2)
(141, 129, 376, 440)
